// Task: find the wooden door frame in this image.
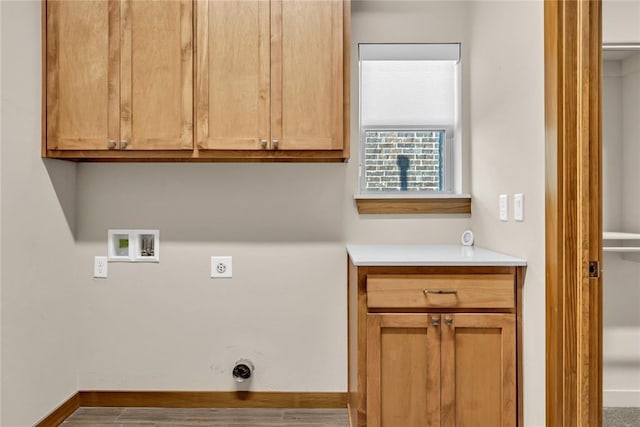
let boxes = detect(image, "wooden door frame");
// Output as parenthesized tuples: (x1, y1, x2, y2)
(545, 0, 603, 426)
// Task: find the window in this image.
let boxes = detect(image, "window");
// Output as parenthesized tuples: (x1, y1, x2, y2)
(359, 43, 462, 195)
(363, 129, 444, 192)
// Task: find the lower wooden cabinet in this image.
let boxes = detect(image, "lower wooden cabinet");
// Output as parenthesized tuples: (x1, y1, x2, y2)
(441, 314, 516, 427)
(348, 263, 525, 427)
(366, 313, 515, 427)
(366, 314, 441, 427)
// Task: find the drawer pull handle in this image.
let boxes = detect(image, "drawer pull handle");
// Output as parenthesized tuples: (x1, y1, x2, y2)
(445, 317, 454, 326)
(423, 289, 458, 295)
(431, 316, 441, 327)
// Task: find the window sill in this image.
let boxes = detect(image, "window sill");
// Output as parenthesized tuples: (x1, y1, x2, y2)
(354, 194, 472, 215)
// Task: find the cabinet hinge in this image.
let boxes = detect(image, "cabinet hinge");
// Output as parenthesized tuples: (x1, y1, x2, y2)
(588, 260, 600, 278)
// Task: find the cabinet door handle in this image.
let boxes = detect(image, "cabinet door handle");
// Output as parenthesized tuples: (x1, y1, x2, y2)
(260, 139, 268, 149)
(445, 317, 453, 326)
(120, 140, 128, 149)
(108, 140, 116, 149)
(431, 315, 441, 327)
(423, 289, 458, 295)
(272, 139, 279, 150)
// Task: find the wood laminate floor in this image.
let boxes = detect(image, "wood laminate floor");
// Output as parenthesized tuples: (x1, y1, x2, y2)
(62, 407, 349, 427)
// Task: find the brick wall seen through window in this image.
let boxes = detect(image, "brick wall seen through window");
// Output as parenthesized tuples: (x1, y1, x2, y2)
(364, 130, 443, 191)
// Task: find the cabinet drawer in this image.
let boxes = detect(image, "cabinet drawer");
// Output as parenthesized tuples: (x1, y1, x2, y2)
(366, 274, 515, 309)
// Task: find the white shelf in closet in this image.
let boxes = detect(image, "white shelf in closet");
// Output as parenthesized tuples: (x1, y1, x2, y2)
(603, 231, 640, 252)
(603, 231, 640, 240)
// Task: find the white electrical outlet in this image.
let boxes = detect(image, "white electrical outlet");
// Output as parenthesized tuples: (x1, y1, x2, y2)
(514, 193, 524, 221)
(211, 256, 232, 278)
(499, 194, 508, 221)
(94, 256, 108, 278)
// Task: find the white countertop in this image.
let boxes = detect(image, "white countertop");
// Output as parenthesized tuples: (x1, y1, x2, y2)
(347, 244, 527, 267)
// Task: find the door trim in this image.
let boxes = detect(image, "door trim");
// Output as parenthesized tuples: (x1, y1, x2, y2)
(545, 1, 603, 425)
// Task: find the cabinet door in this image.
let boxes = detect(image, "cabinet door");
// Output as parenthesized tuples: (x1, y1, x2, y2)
(196, 0, 270, 150)
(367, 314, 441, 427)
(121, 0, 193, 150)
(46, 0, 119, 150)
(272, 0, 344, 150)
(441, 314, 516, 427)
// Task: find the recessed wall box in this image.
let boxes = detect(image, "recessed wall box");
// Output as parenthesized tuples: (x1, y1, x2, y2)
(108, 230, 134, 262)
(134, 230, 160, 263)
(108, 229, 160, 263)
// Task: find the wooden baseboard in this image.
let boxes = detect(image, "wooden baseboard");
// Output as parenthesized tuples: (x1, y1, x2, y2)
(34, 392, 80, 427)
(78, 391, 348, 409)
(347, 402, 354, 427)
(36, 391, 347, 425)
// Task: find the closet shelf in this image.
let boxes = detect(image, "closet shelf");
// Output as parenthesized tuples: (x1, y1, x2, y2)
(603, 247, 640, 253)
(603, 231, 640, 252)
(603, 231, 640, 240)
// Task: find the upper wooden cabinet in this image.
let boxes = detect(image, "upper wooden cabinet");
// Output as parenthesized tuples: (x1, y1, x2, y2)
(195, 0, 270, 151)
(122, 0, 193, 151)
(196, 0, 347, 155)
(45, 0, 116, 151)
(45, 0, 193, 152)
(43, 0, 349, 162)
(276, 0, 345, 151)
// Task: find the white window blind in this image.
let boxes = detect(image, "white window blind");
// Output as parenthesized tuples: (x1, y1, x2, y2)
(360, 43, 460, 128)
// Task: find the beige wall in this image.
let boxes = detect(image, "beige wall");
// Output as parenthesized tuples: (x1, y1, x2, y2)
(467, 1, 545, 425)
(1, 1, 548, 425)
(1, 1, 79, 425)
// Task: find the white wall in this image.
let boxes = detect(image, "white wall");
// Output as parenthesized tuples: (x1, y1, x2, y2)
(467, 1, 545, 425)
(603, 0, 640, 44)
(621, 54, 640, 236)
(603, 60, 624, 232)
(601, 252, 640, 406)
(602, 1, 640, 408)
(0, 1, 79, 426)
(602, 52, 640, 407)
(0, 1, 547, 424)
(601, 60, 632, 406)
